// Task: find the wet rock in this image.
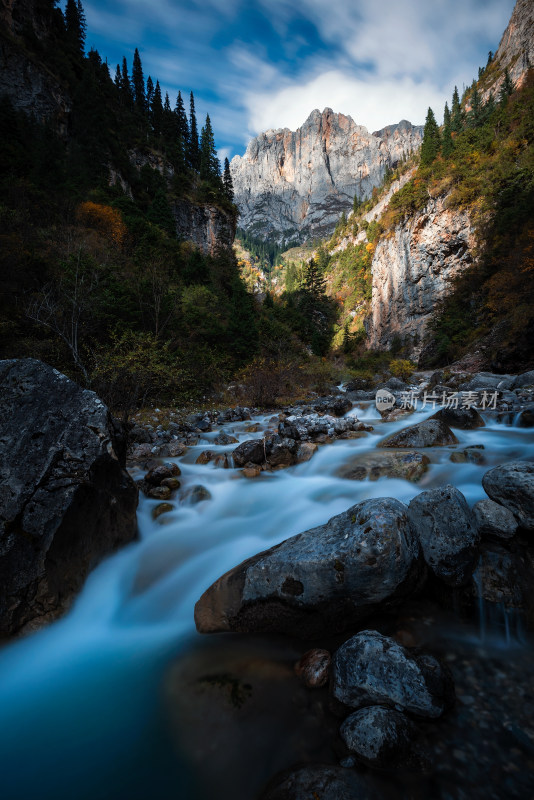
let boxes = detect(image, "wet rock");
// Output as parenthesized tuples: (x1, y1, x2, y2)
(128, 443, 155, 462)
(266, 435, 298, 467)
(471, 543, 534, 608)
(145, 463, 181, 485)
(331, 630, 454, 719)
(380, 405, 415, 422)
(431, 406, 484, 429)
(512, 370, 534, 389)
(459, 373, 510, 391)
(146, 485, 171, 500)
(294, 648, 331, 688)
(185, 412, 211, 432)
(195, 450, 215, 465)
(182, 485, 212, 505)
(0, 359, 138, 637)
(160, 477, 180, 491)
(212, 453, 231, 469)
(311, 395, 353, 417)
(194, 498, 422, 637)
(473, 499, 518, 540)
(516, 404, 534, 428)
(378, 419, 458, 448)
(165, 440, 188, 457)
(242, 465, 262, 479)
(380, 376, 408, 392)
(128, 424, 152, 444)
(295, 442, 318, 463)
(449, 447, 485, 465)
(482, 461, 534, 532)
(261, 765, 380, 800)
(152, 503, 174, 520)
(408, 485, 480, 586)
(232, 438, 267, 467)
(339, 451, 429, 483)
(339, 706, 417, 769)
(213, 431, 238, 445)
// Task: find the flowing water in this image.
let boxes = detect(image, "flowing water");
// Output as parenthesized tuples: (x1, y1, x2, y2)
(0, 404, 533, 799)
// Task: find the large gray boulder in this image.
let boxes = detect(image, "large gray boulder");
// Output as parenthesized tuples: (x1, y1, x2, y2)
(331, 631, 454, 719)
(0, 359, 138, 637)
(482, 461, 534, 531)
(430, 406, 484, 429)
(339, 706, 417, 769)
(195, 498, 422, 638)
(472, 498, 518, 540)
(512, 370, 534, 389)
(408, 485, 480, 586)
(378, 419, 458, 448)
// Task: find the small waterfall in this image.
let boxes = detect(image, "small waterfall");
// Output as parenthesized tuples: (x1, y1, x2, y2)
(473, 558, 526, 648)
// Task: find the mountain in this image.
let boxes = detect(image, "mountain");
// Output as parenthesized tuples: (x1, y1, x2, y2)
(231, 109, 422, 245)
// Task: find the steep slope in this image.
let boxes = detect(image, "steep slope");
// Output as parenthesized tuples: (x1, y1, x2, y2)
(231, 109, 422, 245)
(489, 0, 534, 91)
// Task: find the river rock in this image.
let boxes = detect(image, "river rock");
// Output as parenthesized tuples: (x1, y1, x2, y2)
(295, 442, 318, 463)
(232, 438, 267, 467)
(0, 359, 138, 637)
(516, 404, 534, 428)
(331, 631, 454, 718)
(472, 499, 518, 540)
(378, 419, 458, 448)
(182, 485, 212, 505)
(145, 463, 181, 485)
(266, 435, 298, 467)
(512, 370, 534, 389)
(213, 431, 238, 445)
(261, 765, 380, 800)
(338, 451, 429, 483)
(194, 498, 422, 637)
(482, 461, 534, 531)
(431, 406, 484, 429)
(294, 648, 331, 688)
(471, 543, 534, 608)
(408, 485, 480, 586)
(339, 706, 417, 769)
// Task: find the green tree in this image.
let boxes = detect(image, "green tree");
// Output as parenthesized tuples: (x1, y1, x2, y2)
(151, 79, 163, 138)
(175, 90, 189, 146)
(451, 86, 463, 133)
(442, 101, 454, 158)
(223, 157, 234, 201)
(499, 68, 514, 104)
(121, 57, 133, 108)
(188, 91, 200, 170)
(467, 84, 482, 128)
(65, 0, 86, 56)
(146, 75, 154, 109)
(304, 258, 326, 298)
(131, 47, 146, 111)
(420, 107, 441, 166)
(199, 113, 220, 181)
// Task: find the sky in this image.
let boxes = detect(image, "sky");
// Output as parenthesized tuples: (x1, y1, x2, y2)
(82, 0, 517, 162)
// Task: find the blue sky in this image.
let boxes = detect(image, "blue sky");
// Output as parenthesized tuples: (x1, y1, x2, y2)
(82, 0, 516, 162)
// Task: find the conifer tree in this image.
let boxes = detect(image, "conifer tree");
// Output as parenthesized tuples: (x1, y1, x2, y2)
(175, 91, 189, 147)
(146, 76, 154, 110)
(114, 64, 121, 91)
(442, 102, 454, 158)
(121, 57, 133, 107)
(199, 114, 220, 181)
(420, 107, 441, 166)
(499, 68, 514, 104)
(304, 258, 326, 299)
(132, 48, 146, 111)
(223, 157, 234, 201)
(65, 0, 85, 55)
(451, 86, 463, 133)
(467, 84, 482, 128)
(151, 80, 163, 138)
(188, 91, 200, 170)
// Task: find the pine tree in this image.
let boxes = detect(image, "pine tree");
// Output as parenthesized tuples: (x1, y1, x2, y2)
(121, 57, 133, 107)
(482, 91, 496, 124)
(132, 48, 146, 111)
(499, 68, 514, 104)
(146, 76, 154, 109)
(304, 258, 326, 299)
(188, 91, 200, 171)
(199, 113, 219, 181)
(442, 102, 454, 158)
(353, 194, 362, 214)
(114, 64, 121, 91)
(65, 0, 85, 55)
(151, 80, 163, 138)
(467, 84, 482, 128)
(223, 157, 234, 201)
(451, 86, 463, 133)
(420, 107, 441, 166)
(175, 91, 189, 145)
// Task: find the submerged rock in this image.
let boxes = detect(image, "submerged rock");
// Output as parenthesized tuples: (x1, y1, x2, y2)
(194, 498, 422, 637)
(473, 498, 518, 540)
(482, 461, 534, 531)
(0, 359, 138, 637)
(408, 485, 480, 586)
(378, 419, 458, 448)
(431, 406, 484, 429)
(213, 431, 238, 445)
(471, 543, 534, 609)
(182, 485, 212, 505)
(338, 451, 429, 483)
(339, 706, 417, 769)
(331, 631, 454, 719)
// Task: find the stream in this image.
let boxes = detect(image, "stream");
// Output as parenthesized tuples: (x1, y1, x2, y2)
(0, 402, 533, 799)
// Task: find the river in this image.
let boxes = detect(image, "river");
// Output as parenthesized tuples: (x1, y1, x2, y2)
(0, 401, 533, 799)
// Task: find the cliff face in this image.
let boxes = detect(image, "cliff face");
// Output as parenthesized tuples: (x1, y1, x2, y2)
(231, 109, 422, 244)
(492, 0, 534, 89)
(368, 197, 475, 356)
(172, 199, 236, 255)
(0, 0, 71, 132)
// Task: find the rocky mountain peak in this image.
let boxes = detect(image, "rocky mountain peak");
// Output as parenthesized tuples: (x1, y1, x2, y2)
(231, 111, 423, 245)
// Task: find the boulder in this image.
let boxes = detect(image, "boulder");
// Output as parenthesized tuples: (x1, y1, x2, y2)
(261, 765, 380, 800)
(194, 498, 422, 637)
(378, 419, 458, 448)
(431, 406, 484, 429)
(182, 485, 212, 505)
(471, 543, 534, 609)
(339, 706, 417, 769)
(338, 451, 429, 483)
(145, 463, 181, 485)
(266, 435, 298, 467)
(294, 648, 331, 688)
(295, 442, 318, 463)
(0, 359, 138, 637)
(408, 485, 480, 586)
(232, 438, 266, 467)
(516, 404, 534, 428)
(449, 447, 485, 465)
(512, 370, 534, 389)
(482, 461, 534, 531)
(459, 372, 510, 391)
(331, 631, 454, 719)
(213, 431, 238, 445)
(472, 498, 518, 539)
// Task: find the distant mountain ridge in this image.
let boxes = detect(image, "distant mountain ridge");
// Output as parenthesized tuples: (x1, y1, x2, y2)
(231, 109, 423, 245)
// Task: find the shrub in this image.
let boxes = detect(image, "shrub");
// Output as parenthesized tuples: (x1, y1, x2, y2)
(390, 358, 417, 382)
